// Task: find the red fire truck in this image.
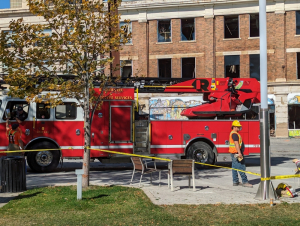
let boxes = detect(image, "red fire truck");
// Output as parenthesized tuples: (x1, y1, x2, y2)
(0, 77, 261, 172)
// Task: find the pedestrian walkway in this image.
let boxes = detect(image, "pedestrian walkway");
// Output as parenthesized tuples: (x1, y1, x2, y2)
(24, 162, 300, 205)
(1, 152, 300, 207)
(0, 193, 21, 208)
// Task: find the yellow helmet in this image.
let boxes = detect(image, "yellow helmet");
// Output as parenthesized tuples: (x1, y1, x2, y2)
(232, 120, 242, 127)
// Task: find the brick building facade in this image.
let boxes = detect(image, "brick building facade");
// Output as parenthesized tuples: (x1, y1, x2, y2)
(118, 0, 300, 138)
(1, 0, 300, 137)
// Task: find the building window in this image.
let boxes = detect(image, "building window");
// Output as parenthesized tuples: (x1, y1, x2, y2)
(224, 55, 240, 78)
(250, 14, 259, 37)
(296, 11, 300, 35)
(120, 60, 132, 78)
(68, 0, 83, 4)
(3, 31, 15, 48)
(158, 59, 171, 78)
(182, 58, 195, 78)
(250, 54, 260, 81)
(0, 62, 7, 74)
(288, 105, 300, 129)
(120, 22, 132, 44)
(224, 15, 239, 39)
(181, 18, 195, 41)
(297, 53, 300, 79)
(158, 20, 171, 42)
(10, 0, 22, 8)
(34, 29, 52, 47)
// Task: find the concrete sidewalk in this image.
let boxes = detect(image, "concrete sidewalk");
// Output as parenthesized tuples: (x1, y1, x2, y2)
(1, 155, 299, 207)
(1, 138, 300, 207)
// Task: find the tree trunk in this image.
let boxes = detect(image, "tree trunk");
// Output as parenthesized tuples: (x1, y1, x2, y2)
(82, 72, 91, 188)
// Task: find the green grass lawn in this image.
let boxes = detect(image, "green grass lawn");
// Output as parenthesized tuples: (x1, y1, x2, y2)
(0, 186, 299, 226)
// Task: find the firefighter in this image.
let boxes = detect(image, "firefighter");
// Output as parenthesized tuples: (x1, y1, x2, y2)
(15, 106, 28, 124)
(229, 120, 253, 188)
(6, 119, 24, 156)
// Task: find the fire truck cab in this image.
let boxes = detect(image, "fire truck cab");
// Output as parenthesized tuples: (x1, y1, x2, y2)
(0, 78, 261, 172)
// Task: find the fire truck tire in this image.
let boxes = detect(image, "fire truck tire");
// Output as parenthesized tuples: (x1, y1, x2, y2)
(27, 141, 60, 173)
(187, 141, 214, 167)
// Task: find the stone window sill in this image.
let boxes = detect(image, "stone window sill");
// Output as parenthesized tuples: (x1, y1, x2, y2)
(156, 42, 173, 44)
(179, 40, 196, 43)
(223, 38, 241, 41)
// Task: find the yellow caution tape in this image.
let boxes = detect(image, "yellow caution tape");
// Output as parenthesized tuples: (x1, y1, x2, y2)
(87, 148, 171, 162)
(0, 147, 74, 154)
(0, 148, 62, 153)
(261, 174, 300, 181)
(2, 147, 300, 181)
(87, 147, 261, 176)
(193, 161, 261, 176)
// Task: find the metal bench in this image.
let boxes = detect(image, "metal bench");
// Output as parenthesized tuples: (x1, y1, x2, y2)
(168, 159, 196, 192)
(130, 157, 161, 187)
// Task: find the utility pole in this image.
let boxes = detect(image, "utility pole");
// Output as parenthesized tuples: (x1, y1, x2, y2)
(255, 0, 277, 200)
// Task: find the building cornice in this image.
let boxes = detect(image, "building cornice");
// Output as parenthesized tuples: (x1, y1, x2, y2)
(119, 0, 259, 11)
(0, 0, 290, 16)
(268, 81, 300, 87)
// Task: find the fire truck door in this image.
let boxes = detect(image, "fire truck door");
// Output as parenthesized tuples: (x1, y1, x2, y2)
(91, 102, 109, 150)
(110, 105, 132, 143)
(32, 103, 53, 139)
(2, 100, 33, 145)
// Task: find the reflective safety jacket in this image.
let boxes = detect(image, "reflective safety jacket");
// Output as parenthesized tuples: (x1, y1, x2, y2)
(229, 130, 242, 154)
(8, 130, 21, 146)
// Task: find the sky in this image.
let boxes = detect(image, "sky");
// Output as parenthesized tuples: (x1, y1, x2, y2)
(0, 0, 10, 9)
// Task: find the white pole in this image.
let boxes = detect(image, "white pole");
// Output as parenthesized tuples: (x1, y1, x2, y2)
(255, 0, 277, 200)
(259, 0, 268, 110)
(75, 169, 84, 200)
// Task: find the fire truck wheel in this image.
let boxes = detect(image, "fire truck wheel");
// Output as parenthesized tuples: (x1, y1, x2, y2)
(187, 141, 214, 167)
(27, 141, 60, 173)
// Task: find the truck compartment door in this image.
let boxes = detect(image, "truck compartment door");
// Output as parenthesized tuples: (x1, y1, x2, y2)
(110, 105, 132, 142)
